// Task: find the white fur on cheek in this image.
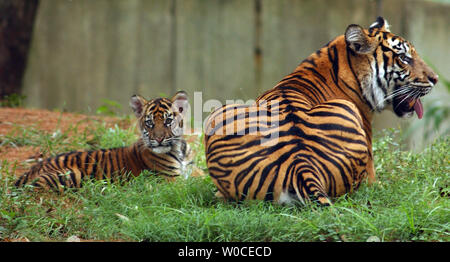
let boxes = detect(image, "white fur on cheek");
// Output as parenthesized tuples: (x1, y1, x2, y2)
(151, 146, 172, 154)
(373, 84, 385, 110)
(362, 59, 388, 111)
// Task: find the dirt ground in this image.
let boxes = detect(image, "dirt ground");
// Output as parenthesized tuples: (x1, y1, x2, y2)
(0, 107, 132, 177)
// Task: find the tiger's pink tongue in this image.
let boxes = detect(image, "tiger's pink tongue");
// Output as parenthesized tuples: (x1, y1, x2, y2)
(414, 99, 423, 119)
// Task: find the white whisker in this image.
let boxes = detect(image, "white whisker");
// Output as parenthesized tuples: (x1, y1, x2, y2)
(394, 88, 420, 110)
(375, 85, 412, 108)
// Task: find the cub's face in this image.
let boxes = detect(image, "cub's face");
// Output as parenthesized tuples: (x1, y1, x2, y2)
(345, 17, 438, 119)
(130, 91, 188, 154)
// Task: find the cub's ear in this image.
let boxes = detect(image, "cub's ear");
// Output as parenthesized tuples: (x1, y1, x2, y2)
(345, 24, 377, 54)
(171, 91, 189, 116)
(369, 16, 390, 32)
(130, 95, 147, 118)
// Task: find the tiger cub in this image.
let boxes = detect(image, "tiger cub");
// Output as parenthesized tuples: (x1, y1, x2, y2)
(15, 91, 195, 192)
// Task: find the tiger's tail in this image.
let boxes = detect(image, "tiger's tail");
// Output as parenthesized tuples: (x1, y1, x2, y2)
(295, 170, 331, 206)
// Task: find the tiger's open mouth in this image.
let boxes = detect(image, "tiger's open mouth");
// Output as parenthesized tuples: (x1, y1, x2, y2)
(393, 91, 426, 119)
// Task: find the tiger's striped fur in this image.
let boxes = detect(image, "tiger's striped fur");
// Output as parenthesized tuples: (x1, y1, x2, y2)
(204, 17, 438, 205)
(15, 91, 193, 192)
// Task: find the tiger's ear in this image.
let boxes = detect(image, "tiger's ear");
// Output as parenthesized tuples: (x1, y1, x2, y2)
(171, 91, 189, 116)
(369, 16, 390, 32)
(130, 95, 147, 118)
(345, 24, 377, 54)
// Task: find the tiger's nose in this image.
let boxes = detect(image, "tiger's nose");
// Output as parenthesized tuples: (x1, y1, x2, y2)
(154, 136, 164, 144)
(428, 74, 438, 85)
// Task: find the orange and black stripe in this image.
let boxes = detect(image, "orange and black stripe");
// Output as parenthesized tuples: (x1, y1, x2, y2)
(16, 91, 194, 192)
(204, 17, 437, 205)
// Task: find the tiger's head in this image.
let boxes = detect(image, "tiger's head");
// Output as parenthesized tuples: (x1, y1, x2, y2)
(344, 17, 438, 119)
(130, 91, 189, 154)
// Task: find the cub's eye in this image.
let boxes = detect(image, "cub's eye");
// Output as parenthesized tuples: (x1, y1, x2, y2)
(145, 119, 154, 128)
(398, 54, 412, 65)
(165, 118, 173, 126)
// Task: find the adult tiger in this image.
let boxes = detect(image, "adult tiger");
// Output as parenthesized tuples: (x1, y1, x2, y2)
(204, 17, 438, 205)
(15, 91, 194, 192)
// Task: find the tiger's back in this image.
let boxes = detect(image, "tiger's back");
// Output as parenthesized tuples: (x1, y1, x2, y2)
(16, 147, 133, 190)
(205, 97, 368, 204)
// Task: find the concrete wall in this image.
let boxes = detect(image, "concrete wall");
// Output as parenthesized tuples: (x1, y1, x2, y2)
(22, 0, 450, 148)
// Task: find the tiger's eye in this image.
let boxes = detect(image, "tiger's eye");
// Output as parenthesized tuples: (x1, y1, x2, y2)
(165, 118, 173, 126)
(399, 54, 411, 64)
(145, 119, 154, 128)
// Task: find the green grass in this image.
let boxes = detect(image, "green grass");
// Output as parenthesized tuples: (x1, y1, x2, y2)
(0, 120, 448, 242)
(0, 121, 137, 156)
